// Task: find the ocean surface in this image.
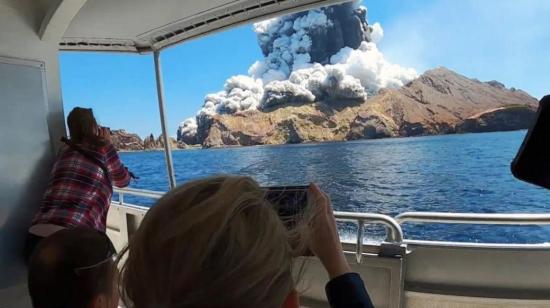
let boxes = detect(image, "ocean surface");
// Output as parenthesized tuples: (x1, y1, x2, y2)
(118, 130, 550, 244)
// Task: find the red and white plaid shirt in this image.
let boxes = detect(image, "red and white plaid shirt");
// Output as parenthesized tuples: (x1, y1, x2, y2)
(32, 143, 131, 232)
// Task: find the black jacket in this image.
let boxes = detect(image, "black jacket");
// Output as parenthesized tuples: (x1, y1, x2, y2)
(326, 273, 374, 308)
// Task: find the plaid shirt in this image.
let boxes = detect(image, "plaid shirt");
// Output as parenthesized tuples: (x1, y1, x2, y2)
(32, 143, 131, 232)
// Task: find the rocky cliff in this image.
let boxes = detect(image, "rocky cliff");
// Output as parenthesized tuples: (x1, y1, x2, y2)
(110, 130, 145, 151)
(143, 134, 181, 150)
(111, 130, 185, 151)
(455, 106, 536, 133)
(193, 67, 538, 148)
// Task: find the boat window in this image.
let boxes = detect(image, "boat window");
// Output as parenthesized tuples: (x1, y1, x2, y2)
(59, 0, 550, 244)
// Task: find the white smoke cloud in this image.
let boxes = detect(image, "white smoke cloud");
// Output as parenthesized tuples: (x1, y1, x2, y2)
(370, 22, 383, 44)
(178, 117, 198, 140)
(259, 41, 415, 105)
(200, 75, 264, 116)
(263, 80, 316, 108)
(180, 4, 419, 142)
(329, 41, 418, 94)
(287, 63, 367, 101)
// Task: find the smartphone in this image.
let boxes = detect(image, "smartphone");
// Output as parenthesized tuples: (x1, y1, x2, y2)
(263, 185, 309, 225)
(264, 185, 312, 255)
(511, 95, 550, 189)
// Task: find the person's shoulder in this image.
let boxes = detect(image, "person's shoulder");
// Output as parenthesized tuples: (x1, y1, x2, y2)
(59, 144, 70, 153)
(73, 142, 111, 157)
(58, 144, 78, 157)
(98, 143, 117, 155)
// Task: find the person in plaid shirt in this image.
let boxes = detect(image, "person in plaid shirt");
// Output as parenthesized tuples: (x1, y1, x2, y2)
(24, 107, 131, 262)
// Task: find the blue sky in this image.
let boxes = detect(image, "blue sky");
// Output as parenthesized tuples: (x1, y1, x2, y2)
(60, 0, 550, 138)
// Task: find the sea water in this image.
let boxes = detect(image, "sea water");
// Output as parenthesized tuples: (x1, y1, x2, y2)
(119, 130, 550, 244)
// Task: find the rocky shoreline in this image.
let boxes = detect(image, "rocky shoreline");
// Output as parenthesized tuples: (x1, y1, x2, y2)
(110, 130, 191, 152)
(116, 146, 201, 153)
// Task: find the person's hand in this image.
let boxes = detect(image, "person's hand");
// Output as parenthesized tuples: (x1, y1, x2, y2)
(98, 126, 112, 143)
(308, 183, 351, 279)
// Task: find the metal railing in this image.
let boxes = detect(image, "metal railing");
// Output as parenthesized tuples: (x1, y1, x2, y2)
(395, 211, 550, 250)
(111, 188, 405, 262)
(110, 187, 550, 258)
(334, 211, 404, 262)
(396, 212, 550, 225)
(115, 187, 164, 202)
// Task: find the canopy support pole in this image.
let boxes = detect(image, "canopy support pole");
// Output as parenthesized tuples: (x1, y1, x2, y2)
(153, 51, 177, 190)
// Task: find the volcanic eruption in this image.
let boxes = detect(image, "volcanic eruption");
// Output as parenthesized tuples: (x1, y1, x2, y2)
(177, 2, 417, 145)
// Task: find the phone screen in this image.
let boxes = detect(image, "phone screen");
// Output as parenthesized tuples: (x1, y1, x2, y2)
(264, 185, 312, 255)
(511, 95, 550, 189)
(263, 185, 309, 225)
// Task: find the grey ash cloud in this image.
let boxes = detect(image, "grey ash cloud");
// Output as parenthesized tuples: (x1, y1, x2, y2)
(178, 1, 417, 143)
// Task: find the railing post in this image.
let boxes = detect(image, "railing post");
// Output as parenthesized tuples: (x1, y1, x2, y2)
(153, 50, 177, 190)
(386, 226, 401, 243)
(356, 220, 365, 263)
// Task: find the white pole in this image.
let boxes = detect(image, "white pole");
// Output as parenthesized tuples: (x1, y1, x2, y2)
(153, 51, 177, 190)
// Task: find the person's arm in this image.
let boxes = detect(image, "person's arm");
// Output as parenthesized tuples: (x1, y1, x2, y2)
(326, 273, 374, 308)
(102, 139, 131, 188)
(308, 184, 374, 308)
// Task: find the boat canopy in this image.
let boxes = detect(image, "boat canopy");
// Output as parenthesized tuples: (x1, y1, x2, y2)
(59, 0, 348, 53)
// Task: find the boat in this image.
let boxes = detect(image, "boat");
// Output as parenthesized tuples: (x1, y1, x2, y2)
(1, 1, 549, 307)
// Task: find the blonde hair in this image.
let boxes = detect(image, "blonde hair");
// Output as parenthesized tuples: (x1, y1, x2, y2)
(118, 176, 308, 308)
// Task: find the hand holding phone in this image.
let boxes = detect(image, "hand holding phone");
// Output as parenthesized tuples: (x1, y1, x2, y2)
(264, 183, 351, 276)
(307, 184, 351, 278)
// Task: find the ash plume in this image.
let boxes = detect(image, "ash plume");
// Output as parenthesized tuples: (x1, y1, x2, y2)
(178, 1, 417, 143)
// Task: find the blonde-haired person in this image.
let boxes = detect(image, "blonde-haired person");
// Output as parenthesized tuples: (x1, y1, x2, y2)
(118, 176, 373, 308)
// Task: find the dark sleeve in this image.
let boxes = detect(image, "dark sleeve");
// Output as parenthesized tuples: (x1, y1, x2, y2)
(103, 144, 131, 188)
(325, 273, 374, 308)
